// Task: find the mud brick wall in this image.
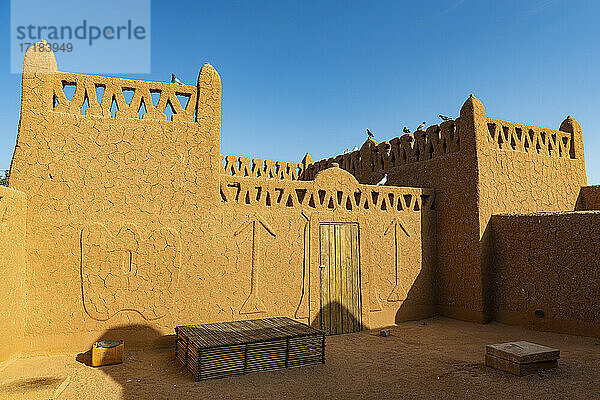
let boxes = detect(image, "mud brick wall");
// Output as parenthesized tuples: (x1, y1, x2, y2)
(214, 168, 437, 332)
(0, 44, 436, 360)
(0, 187, 27, 361)
(0, 41, 591, 361)
(309, 96, 587, 323)
(307, 99, 483, 322)
(491, 211, 600, 337)
(5, 46, 222, 357)
(477, 112, 587, 320)
(576, 185, 600, 211)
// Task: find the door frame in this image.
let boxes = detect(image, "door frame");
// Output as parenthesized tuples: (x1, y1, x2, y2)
(307, 213, 372, 333)
(318, 222, 362, 334)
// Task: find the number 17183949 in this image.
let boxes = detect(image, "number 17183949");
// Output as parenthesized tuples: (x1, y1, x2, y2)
(19, 42, 73, 52)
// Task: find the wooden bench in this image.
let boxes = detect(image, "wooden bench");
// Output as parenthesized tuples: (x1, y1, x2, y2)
(176, 317, 325, 381)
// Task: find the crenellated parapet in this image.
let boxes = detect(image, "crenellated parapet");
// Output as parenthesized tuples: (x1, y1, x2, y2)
(221, 155, 305, 180)
(18, 41, 221, 128)
(303, 119, 461, 180)
(50, 72, 198, 122)
(486, 119, 577, 159)
(306, 95, 585, 184)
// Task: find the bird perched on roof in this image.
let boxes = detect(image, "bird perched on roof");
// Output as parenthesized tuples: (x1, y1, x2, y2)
(353, 146, 359, 151)
(416, 121, 426, 131)
(344, 149, 349, 154)
(171, 73, 184, 85)
(367, 129, 374, 138)
(376, 174, 388, 186)
(403, 127, 411, 134)
(439, 114, 453, 122)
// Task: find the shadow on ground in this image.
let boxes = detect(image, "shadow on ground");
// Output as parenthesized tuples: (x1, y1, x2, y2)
(310, 300, 364, 334)
(0, 376, 64, 395)
(75, 324, 183, 399)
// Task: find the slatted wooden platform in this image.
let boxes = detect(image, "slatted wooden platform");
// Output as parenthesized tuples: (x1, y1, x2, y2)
(175, 317, 325, 381)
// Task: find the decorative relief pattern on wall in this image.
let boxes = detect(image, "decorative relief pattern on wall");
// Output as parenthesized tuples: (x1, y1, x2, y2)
(384, 218, 410, 302)
(295, 210, 311, 319)
(369, 266, 384, 312)
(51, 72, 198, 122)
(220, 175, 435, 212)
(304, 120, 461, 179)
(80, 223, 181, 321)
(486, 118, 574, 159)
(234, 213, 276, 314)
(222, 155, 304, 181)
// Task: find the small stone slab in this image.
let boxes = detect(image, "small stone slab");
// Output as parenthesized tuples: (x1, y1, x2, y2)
(486, 341, 559, 364)
(485, 354, 558, 376)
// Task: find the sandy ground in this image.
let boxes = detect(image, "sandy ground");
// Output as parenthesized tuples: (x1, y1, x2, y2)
(1, 317, 599, 399)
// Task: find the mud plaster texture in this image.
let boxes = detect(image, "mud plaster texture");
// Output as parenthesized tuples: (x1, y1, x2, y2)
(491, 211, 600, 337)
(575, 185, 600, 211)
(1, 45, 436, 361)
(0, 187, 27, 362)
(309, 97, 588, 326)
(1, 42, 596, 363)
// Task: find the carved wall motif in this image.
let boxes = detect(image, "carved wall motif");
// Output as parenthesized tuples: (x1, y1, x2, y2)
(234, 213, 276, 314)
(369, 270, 383, 312)
(384, 218, 410, 302)
(294, 210, 311, 319)
(220, 175, 435, 213)
(80, 223, 181, 321)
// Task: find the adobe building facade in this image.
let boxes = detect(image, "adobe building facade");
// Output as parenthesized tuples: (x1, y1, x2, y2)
(1, 45, 599, 362)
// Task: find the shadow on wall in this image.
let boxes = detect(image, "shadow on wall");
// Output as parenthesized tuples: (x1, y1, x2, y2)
(395, 211, 437, 325)
(575, 185, 600, 211)
(75, 324, 182, 400)
(480, 221, 494, 323)
(311, 301, 365, 335)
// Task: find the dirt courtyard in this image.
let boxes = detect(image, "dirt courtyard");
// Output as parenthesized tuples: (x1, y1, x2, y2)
(1, 317, 599, 399)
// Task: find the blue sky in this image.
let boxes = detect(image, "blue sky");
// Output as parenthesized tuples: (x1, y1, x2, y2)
(2, 0, 599, 183)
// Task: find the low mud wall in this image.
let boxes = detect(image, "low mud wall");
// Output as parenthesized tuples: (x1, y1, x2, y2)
(491, 211, 600, 337)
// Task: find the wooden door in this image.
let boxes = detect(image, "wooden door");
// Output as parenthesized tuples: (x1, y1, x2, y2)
(319, 223, 361, 335)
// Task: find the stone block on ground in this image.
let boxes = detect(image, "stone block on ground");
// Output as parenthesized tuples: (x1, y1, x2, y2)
(485, 341, 559, 376)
